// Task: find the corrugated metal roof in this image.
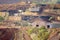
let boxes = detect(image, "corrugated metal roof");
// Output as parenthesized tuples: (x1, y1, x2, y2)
(47, 23, 60, 28)
(0, 0, 58, 4)
(0, 0, 21, 4)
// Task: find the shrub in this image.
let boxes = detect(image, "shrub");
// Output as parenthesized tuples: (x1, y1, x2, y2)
(0, 16, 4, 22)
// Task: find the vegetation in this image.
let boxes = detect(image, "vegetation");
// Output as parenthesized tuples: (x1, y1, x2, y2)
(27, 26, 50, 40)
(38, 27, 50, 40)
(0, 16, 4, 22)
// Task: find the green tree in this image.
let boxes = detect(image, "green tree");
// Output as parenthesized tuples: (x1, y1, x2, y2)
(26, 27, 50, 40)
(0, 16, 4, 22)
(38, 27, 50, 40)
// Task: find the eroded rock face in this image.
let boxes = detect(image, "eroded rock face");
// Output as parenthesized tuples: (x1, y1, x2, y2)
(48, 28, 60, 40)
(0, 28, 17, 40)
